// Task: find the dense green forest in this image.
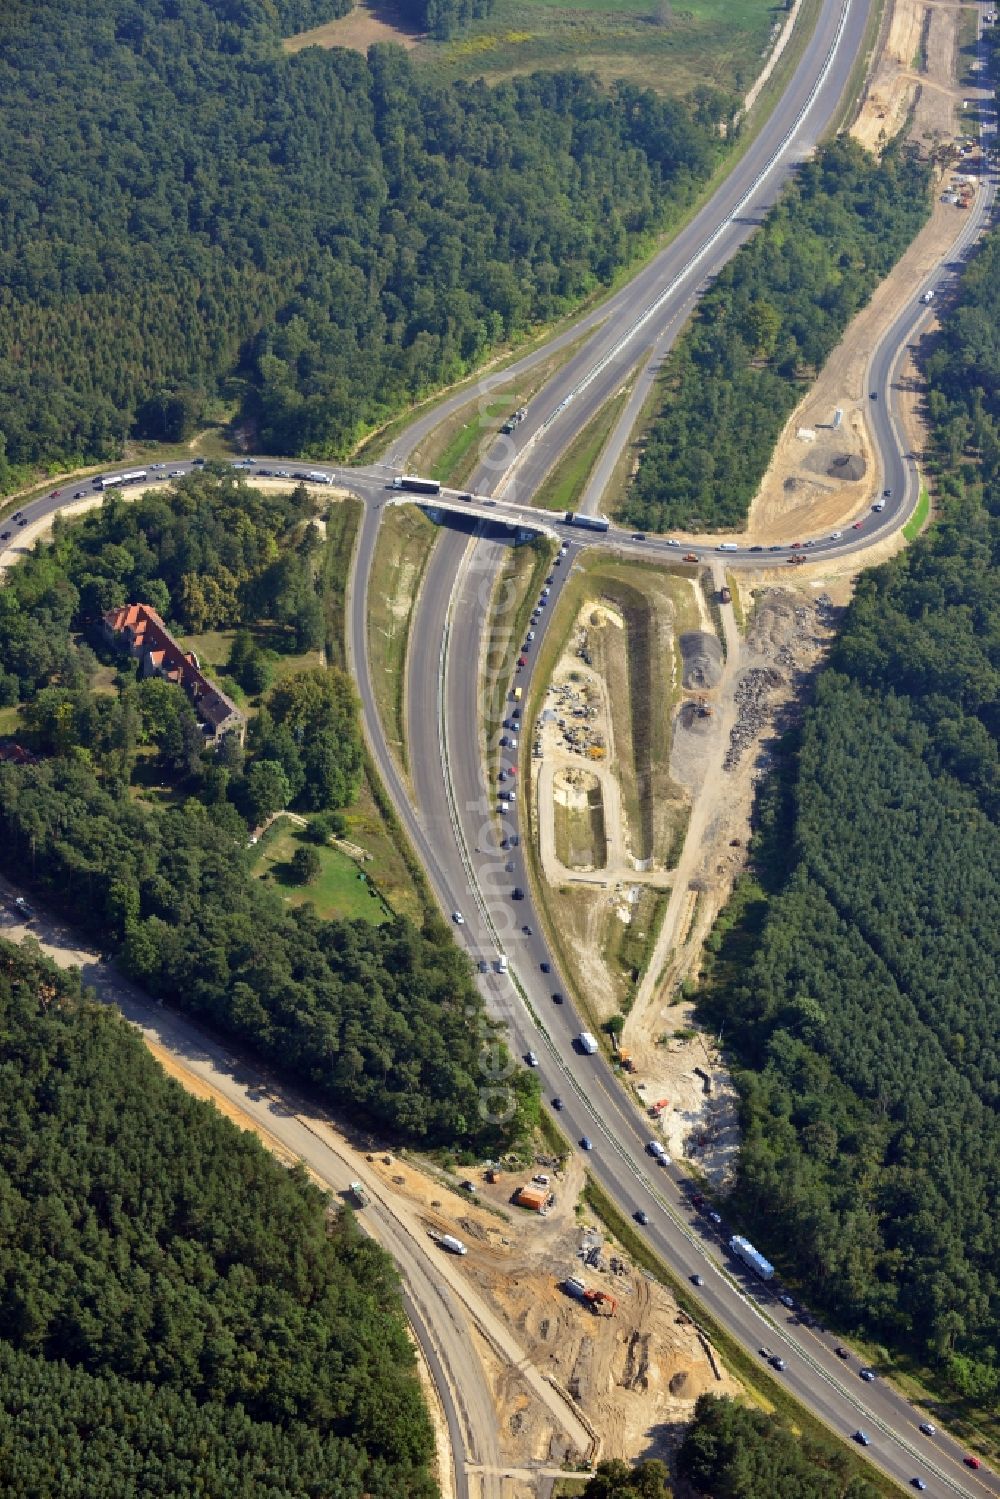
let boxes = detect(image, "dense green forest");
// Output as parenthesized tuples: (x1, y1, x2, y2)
(395, 0, 495, 41)
(0, 469, 363, 818)
(0, 475, 534, 1149)
(582, 1459, 672, 1499)
(623, 139, 931, 532)
(0, 941, 435, 1497)
(699, 231, 1000, 1396)
(0, 0, 716, 489)
(678, 1396, 879, 1497)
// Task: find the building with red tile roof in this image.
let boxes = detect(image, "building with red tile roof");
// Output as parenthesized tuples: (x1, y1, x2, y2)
(102, 603, 245, 743)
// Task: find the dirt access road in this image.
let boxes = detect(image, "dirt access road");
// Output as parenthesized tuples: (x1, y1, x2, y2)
(747, 0, 976, 545)
(0, 889, 596, 1499)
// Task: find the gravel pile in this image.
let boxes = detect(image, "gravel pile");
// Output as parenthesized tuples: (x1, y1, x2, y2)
(679, 631, 724, 691)
(724, 666, 784, 771)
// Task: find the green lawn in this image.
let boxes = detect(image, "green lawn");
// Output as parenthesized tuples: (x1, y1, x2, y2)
(533, 380, 632, 512)
(903, 487, 931, 542)
(430, 397, 512, 487)
(253, 818, 392, 924)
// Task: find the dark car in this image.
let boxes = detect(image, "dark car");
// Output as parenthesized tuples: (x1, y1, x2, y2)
(691, 1273, 705, 1287)
(859, 1368, 876, 1383)
(17, 518, 27, 526)
(631, 532, 646, 542)
(635, 1210, 649, 1225)
(552, 992, 564, 1004)
(870, 391, 878, 400)
(0, 532, 9, 541)
(835, 1346, 850, 1360)
(540, 961, 550, 973)
(512, 886, 524, 900)
(854, 1431, 871, 1447)
(552, 1097, 564, 1110)
(883, 488, 891, 498)
(580, 1137, 593, 1151)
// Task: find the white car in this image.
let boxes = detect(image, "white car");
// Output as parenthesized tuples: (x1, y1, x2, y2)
(829, 530, 842, 540)
(526, 631, 535, 641)
(526, 1052, 539, 1067)
(666, 538, 679, 546)
(452, 911, 465, 924)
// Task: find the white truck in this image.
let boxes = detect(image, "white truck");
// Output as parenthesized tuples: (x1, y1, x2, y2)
(439, 1234, 468, 1256)
(729, 1234, 775, 1281)
(578, 1031, 599, 1055)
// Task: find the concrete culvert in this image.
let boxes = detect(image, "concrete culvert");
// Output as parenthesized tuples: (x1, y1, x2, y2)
(679, 631, 724, 691)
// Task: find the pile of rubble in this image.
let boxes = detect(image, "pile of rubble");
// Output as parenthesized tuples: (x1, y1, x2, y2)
(724, 665, 785, 771)
(546, 679, 606, 758)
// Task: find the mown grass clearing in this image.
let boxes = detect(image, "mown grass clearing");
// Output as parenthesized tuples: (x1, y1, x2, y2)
(254, 819, 392, 924)
(534, 380, 633, 513)
(423, 0, 775, 101)
(553, 787, 606, 869)
(367, 504, 438, 773)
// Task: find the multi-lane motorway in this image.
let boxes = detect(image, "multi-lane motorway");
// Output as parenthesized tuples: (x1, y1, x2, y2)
(2, 1, 997, 1491)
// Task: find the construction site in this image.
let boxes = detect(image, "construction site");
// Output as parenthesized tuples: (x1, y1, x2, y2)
(525, 557, 708, 1020)
(361, 1148, 738, 1480)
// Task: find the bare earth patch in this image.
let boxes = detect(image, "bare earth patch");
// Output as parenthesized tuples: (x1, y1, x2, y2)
(283, 1, 422, 55)
(745, 0, 978, 545)
(367, 1150, 738, 1468)
(624, 584, 843, 1186)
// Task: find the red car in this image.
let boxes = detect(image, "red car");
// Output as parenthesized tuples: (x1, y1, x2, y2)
(964, 1457, 981, 1470)
(51, 489, 61, 497)
(852, 520, 864, 529)
(517, 655, 527, 667)
(790, 540, 802, 548)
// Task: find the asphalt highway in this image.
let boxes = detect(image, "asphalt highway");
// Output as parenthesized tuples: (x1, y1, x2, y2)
(1, 13, 996, 1495)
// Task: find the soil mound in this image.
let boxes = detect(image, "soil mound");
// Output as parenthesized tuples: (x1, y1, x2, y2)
(679, 632, 723, 691)
(826, 451, 866, 482)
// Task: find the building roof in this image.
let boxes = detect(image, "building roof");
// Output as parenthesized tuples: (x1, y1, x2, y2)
(103, 603, 243, 733)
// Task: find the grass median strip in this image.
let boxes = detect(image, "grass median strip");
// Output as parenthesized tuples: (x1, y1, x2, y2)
(367, 504, 437, 774)
(533, 378, 635, 512)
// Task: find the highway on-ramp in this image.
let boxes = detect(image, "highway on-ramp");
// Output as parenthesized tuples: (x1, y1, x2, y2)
(2, 9, 997, 1491)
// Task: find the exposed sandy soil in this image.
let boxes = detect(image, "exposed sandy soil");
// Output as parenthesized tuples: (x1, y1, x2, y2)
(623, 583, 843, 1187)
(745, 0, 973, 544)
(283, 1, 421, 55)
(363, 1150, 738, 1467)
